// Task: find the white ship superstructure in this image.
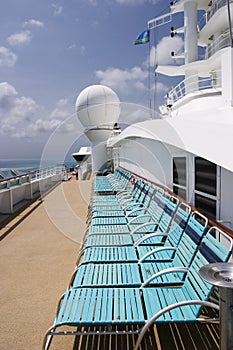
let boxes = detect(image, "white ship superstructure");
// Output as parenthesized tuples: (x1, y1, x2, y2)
(109, 0, 233, 227)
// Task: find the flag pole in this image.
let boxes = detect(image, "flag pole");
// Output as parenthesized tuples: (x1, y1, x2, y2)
(148, 30, 152, 119)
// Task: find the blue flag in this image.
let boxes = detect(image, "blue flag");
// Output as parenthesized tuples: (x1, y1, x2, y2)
(134, 30, 150, 45)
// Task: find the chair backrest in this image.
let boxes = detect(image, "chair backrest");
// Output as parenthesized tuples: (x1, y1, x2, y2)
(157, 195, 179, 233)
(165, 202, 191, 248)
(141, 185, 156, 209)
(172, 211, 208, 267)
(147, 190, 166, 223)
(183, 226, 233, 317)
(132, 180, 144, 201)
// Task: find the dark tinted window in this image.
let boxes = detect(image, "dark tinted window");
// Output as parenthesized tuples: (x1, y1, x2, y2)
(195, 193, 216, 218)
(195, 157, 216, 196)
(173, 185, 186, 200)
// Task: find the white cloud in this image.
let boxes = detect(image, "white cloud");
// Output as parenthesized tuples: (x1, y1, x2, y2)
(0, 47, 17, 67)
(156, 36, 184, 65)
(96, 66, 147, 93)
(49, 98, 73, 120)
(0, 82, 38, 135)
(0, 83, 76, 139)
(51, 3, 63, 16)
(145, 36, 184, 68)
(29, 119, 61, 133)
(87, 0, 98, 5)
(115, 0, 159, 4)
(7, 30, 31, 46)
(155, 81, 169, 93)
(23, 19, 44, 28)
(80, 45, 86, 55)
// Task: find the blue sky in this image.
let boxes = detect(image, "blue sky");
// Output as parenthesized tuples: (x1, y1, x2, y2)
(0, 0, 184, 161)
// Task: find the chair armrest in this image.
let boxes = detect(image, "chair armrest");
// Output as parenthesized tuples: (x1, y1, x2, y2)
(124, 204, 143, 214)
(134, 232, 168, 246)
(130, 221, 158, 236)
(141, 267, 189, 288)
(139, 246, 177, 264)
(128, 214, 152, 225)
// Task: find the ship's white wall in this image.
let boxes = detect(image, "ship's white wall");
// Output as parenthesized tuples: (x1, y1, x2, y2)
(92, 142, 108, 172)
(118, 136, 233, 229)
(119, 138, 186, 188)
(222, 47, 233, 106)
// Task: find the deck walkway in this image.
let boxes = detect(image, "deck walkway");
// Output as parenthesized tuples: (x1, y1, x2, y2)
(0, 179, 91, 350)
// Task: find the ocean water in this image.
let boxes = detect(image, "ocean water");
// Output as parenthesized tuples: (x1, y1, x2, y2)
(0, 159, 78, 179)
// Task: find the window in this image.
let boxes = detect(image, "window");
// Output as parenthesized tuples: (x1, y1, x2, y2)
(194, 157, 217, 218)
(195, 157, 216, 196)
(173, 157, 186, 200)
(195, 194, 216, 218)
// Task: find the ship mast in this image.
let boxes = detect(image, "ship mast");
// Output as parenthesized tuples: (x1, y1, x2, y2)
(184, 1, 198, 94)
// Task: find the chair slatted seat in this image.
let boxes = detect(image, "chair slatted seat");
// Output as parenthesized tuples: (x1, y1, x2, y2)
(77, 246, 138, 265)
(90, 216, 128, 225)
(87, 224, 130, 235)
(85, 233, 133, 247)
(71, 263, 142, 288)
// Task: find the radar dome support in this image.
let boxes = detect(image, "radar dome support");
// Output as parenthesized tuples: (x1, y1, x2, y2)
(75, 85, 120, 172)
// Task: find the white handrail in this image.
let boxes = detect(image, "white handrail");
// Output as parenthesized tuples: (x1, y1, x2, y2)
(0, 164, 66, 190)
(167, 71, 221, 105)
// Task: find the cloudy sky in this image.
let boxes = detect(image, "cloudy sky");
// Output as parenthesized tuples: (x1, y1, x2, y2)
(0, 0, 184, 161)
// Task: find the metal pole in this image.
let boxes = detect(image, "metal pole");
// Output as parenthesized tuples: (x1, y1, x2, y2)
(219, 287, 233, 350)
(199, 263, 233, 350)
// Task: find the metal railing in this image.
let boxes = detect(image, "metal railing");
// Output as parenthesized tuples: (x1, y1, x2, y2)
(206, 31, 231, 58)
(0, 164, 66, 191)
(167, 71, 221, 105)
(199, 0, 233, 30)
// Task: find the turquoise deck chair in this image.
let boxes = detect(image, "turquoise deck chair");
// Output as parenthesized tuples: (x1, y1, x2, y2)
(91, 183, 153, 218)
(91, 180, 146, 211)
(82, 193, 180, 248)
(139, 226, 233, 286)
(43, 226, 232, 350)
(90, 179, 143, 213)
(83, 195, 182, 249)
(71, 226, 232, 289)
(131, 201, 191, 245)
(78, 212, 206, 268)
(93, 176, 114, 193)
(127, 189, 168, 229)
(76, 215, 210, 289)
(136, 210, 208, 262)
(90, 190, 167, 231)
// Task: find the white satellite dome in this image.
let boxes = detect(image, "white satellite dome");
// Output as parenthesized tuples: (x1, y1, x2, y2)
(75, 85, 120, 128)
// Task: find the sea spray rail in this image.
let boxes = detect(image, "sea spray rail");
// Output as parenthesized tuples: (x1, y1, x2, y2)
(0, 164, 66, 214)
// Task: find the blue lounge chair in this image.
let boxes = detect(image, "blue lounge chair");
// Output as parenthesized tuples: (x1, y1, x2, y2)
(70, 227, 232, 289)
(43, 226, 232, 350)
